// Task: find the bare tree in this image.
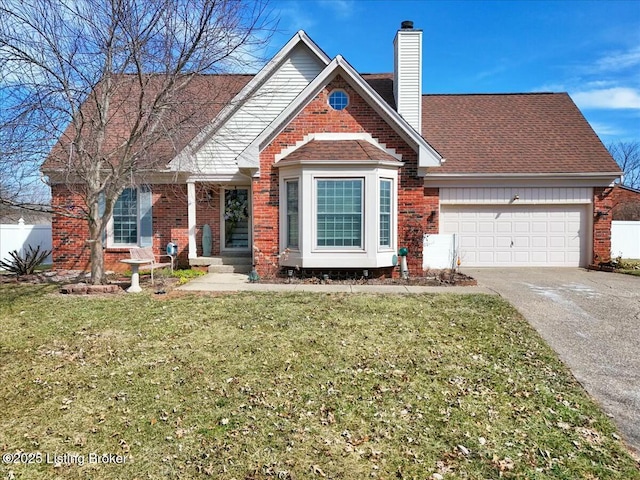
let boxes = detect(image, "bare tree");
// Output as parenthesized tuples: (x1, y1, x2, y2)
(0, 0, 274, 283)
(608, 141, 640, 189)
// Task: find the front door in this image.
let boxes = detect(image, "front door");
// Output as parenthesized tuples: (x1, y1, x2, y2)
(222, 187, 251, 251)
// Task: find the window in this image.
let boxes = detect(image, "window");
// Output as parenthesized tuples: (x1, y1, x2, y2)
(316, 179, 362, 247)
(113, 188, 138, 244)
(379, 179, 392, 247)
(108, 186, 153, 247)
(328, 90, 348, 110)
(286, 180, 299, 249)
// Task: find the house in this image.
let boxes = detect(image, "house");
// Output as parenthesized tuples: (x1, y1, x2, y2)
(610, 184, 640, 221)
(42, 22, 621, 276)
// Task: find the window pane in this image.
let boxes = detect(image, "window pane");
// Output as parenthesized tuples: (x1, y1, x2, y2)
(317, 179, 362, 247)
(286, 180, 299, 249)
(113, 188, 138, 244)
(328, 90, 348, 110)
(379, 180, 391, 247)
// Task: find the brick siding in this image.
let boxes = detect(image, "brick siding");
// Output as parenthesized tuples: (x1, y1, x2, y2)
(50, 183, 218, 272)
(254, 75, 439, 276)
(593, 186, 614, 263)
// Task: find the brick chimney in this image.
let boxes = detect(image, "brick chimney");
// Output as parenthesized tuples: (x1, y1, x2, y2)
(393, 20, 422, 133)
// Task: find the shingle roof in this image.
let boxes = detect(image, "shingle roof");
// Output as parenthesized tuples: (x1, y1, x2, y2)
(362, 73, 396, 109)
(278, 140, 401, 164)
(43, 72, 621, 177)
(420, 93, 621, 175)
(43, 74, 253, 171)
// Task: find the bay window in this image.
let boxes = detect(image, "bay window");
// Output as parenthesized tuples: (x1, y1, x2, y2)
(278, 164, 398, 269)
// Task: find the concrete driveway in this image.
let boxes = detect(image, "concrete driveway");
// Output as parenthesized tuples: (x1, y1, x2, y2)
(464, 268, 640, 454)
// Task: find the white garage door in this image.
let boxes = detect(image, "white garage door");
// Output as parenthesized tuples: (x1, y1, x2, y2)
(441, 205, 588, 267)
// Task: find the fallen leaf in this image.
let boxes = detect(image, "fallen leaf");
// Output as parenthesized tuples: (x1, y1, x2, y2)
(311, 464, 326, 477)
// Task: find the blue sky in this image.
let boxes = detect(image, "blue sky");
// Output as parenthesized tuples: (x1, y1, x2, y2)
(268, 0, 640, 145)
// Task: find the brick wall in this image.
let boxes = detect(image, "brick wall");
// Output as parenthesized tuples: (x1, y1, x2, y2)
(254, 75, 438, 276)
(51, 183, 200, 272)
(51, 184, 92, 271)
(593, 186, 614, 263)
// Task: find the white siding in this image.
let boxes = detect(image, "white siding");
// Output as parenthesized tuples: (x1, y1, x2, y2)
(195, 44, 325, 175)
(393, 29, 422, 133)
(440, 187, 592, 204)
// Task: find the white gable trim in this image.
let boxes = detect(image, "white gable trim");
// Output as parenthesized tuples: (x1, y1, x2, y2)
(274, 132, 402, 162)
(238, 55, 442, 172)
(168, 31, 331, 171)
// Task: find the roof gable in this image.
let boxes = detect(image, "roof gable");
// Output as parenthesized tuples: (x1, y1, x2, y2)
(238, 55, 442, 172)
(168, 31, 331, 173)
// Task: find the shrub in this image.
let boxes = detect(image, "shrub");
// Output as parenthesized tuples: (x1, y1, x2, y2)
(0, 245, 52, 276)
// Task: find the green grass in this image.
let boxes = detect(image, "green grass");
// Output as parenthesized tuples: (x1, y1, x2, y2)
(617, 259, 640, 277)
(0, 285, 638, 479)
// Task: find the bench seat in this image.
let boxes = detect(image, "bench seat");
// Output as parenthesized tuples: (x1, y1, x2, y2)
(129, 247, 174, 284)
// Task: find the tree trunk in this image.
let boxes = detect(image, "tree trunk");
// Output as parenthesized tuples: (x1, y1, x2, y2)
(87, 199, 107, 285)
(89, 236, 106, 285)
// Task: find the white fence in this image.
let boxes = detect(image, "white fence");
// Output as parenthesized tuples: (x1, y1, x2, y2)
(0, 219, 53, 268)
(611, 221, 640, 259)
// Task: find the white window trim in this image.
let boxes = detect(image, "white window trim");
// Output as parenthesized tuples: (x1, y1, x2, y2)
(284, 178, 300, 251)
(106, 187, 140, 248)
(314, 177, 364, 250)
(378, 178, 394, 251)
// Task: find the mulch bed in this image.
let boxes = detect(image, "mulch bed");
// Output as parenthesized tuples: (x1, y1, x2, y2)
(263, 271, 477, 287)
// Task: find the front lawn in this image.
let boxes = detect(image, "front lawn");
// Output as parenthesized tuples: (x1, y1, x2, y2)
(0, 285, 637, 479)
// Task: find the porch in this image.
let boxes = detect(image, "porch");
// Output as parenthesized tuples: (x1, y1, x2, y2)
(185, 181, 253, 270)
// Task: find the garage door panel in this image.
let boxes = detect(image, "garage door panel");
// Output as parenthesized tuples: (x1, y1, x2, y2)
(495, 251, 513, 263)
(461, 222, 477, 233)
(460, 237, 477, 248)
(476, 251, 493, 262)
(549, 221, 566, 233)
(549, 236, 566, 248)
(513, 251, 530, 263)
(531, 236, 547, 247)
(496, 223, 512, 233)
(531, 251, 549, 263)
(532, 222, 547, 233)
(441, 204, 587, 267)
(478, 237, 494, 248)
(478, 222, 494, 233)
(496, 236, 512, 247)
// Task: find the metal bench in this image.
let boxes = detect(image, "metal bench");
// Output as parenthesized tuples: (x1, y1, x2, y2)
(128, 247, 174, 284)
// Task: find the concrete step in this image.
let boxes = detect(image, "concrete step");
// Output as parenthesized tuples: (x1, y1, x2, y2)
(207, 264, 252, 274)
(190, 255, 252, 267)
